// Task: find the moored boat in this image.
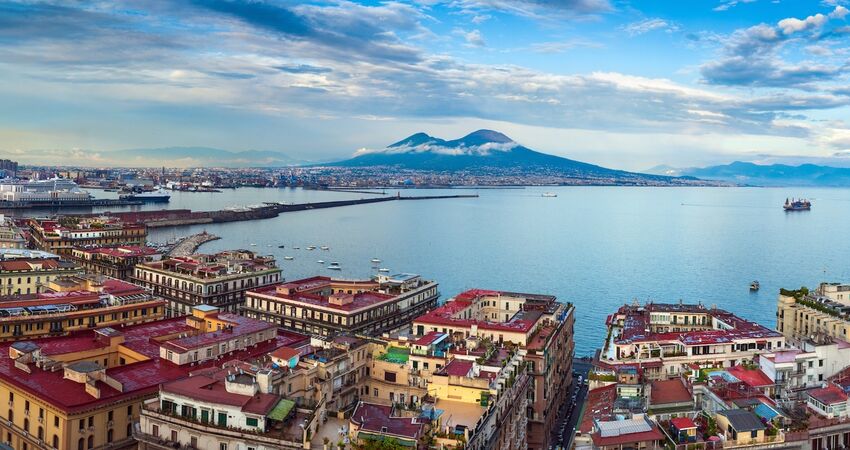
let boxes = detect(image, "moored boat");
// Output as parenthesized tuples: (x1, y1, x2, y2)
(784, 198, 811, 211)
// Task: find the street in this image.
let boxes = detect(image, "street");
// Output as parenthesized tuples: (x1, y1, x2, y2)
(550, 359, 592, 449)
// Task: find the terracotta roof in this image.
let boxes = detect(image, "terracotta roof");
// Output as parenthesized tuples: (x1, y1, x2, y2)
(808, 384, 849, 406)
(441, 359, 473, 377)
(161, 375, 280, 415)
(650, 378, 692, 405)
(351, 402, 423, 440)
(270, 347, 300, 362)
(727, 365, 774, 388)
(671, 417, 697, 430)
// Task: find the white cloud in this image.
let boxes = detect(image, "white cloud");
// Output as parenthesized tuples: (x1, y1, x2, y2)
(777, 13, 828, 35)
(622, 18, 678, 36)
(830, 5, 850, 19)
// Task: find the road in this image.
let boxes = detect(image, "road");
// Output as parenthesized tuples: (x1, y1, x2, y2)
(550, 359, 593, 449)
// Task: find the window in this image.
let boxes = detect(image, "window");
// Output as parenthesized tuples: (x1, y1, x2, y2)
(384, 372, 397, 383)
(374, 388, 379, 397)
(751, 430, 758, 438)
(87, 435, 94, 449)
(87, 416, 93, 427)
(54, 416, 59, 427)
(246, 417, 259, 427)
(53, 435, 58, 449)
(220, 443, 228, 450)
(152, 425, 159, 437)
(128, 405, 133, 416)
(78, 438, 84, 450)
(107, 429, 113, 443)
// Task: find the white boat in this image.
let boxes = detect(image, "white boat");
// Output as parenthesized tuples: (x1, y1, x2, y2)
(317, 260, 325, 264)
(284, 256, 294, 260)
(250, 243, 257, 246)
(320, 246, 330, 250)
(306, 246, 316, 250)
(371, 258, 381, 264)
(378, 268, 390, 272)
(542, 192, 557, 198)
(327, 262, 341, 270)
(120, 187, 171, 202)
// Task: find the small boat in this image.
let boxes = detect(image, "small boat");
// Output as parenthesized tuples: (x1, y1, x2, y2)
(542, 192, 558, 198)
(320, 246, 330, 250)
(278, 245, 285, 249)
(293, 246, 300, 250)
(327, 262, 341, 270)
(750, 281, 760, 291)
(371, 258, 381, 264)
(378, 268, 390, 273)
(317, 260, 325, 264)
(784, 198, 811, 211)
(250, 243, 257, 246)
(306, 246, 316, 251)
(284, 256, 294, 260)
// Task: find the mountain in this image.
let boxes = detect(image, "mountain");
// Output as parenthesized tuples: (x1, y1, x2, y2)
(329, 130, 687, 183)
(107, 147, 300, 167)
(653, 161, 850, 187)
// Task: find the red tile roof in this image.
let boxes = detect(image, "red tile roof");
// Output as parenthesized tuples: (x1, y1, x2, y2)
(650, 378, 692, 405)
(161, 375, 280, 415)
(671, 417, 697, 430)
(0, 318, 308, 415)
(270, 347, 301, 362)
(160, 313, 277, 353)
(442, 359, 473, 377)
(579, 384, 618, 433)
(809, 384, 849, 405)
(250, 276, 396, 312)
(351, 402, 424, 440)
(727, 365, 774, 388)
(413, 331, 446, 346)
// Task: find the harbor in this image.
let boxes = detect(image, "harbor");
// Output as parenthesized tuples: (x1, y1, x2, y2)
(84, 194, 479, 228)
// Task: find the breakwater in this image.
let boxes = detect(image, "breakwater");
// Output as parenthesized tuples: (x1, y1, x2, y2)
(167, 232, 221, 257)
(92, 194, 477, 228)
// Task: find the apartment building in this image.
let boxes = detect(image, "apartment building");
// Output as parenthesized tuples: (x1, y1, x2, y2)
(133, 250, 281, 316)
(0, 305, 306, 450)
(71, 245, 161, 280)
(600, 302, 785, 380)
(29, 217, 147, 256)
(0, 249, 82, 296)
(776, 285, 850, 344)
(244, 273, 439, 337)
(411, 288, 575, 450)
(0, 275, 165, 341)
(0, 216, 25, 249)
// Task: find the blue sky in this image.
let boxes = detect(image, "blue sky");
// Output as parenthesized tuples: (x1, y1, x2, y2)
(1, 0, 849, 169)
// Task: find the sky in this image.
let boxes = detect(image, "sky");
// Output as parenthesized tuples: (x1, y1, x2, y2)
(1, 0, 850, 170)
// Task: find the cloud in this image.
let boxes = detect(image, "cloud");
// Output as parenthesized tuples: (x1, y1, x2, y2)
(622, 18, 678, 36)
(458, 29, 486, 46)
(700, 8, 850, 88)
(528, 39, 602, 53)
(436, 0, 613, 19)
(713, 0, 756, 12)
(830, 5, 850, 18)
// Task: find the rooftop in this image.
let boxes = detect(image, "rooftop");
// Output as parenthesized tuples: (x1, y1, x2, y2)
(718, 409, 767, 432)
(0, 316, 309, 414)
(650, 378, 692, 405)
(250, 276, 402, 312)
(160, 312, 278, 353)
(808, 384, 849, 406)
(161, 374, 280, 416)
(350, 402, 424, 440)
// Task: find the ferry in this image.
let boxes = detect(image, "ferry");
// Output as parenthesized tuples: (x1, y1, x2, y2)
(327, 262, 341, 270)
(119, 187, 171, 203)
(750, 281, 760, 291)
(542, 192, 558, 198)
(784, 198, 811, 211)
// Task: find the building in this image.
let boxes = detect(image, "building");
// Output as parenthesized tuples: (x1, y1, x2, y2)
(0, 216, 25, 249)
(244, 273, 439, 337)
(137, 362, 316, 450)
(0, 249, 82, 296)
(589, 416, 664, 450)
(29, 217, 147, 256)
(133, 250, 281, 316)
(777, 286, 850, 345)
(599, 302, 785, 380)
(0, 178, 89, 203)
(716, 409, 768, 446)
(0, 304, 307, 450)
(411, 289, 575, 450)
(71, 245, 161, 280)
(0, 160, 17, 178)
(0, 275, 165, 341)
(349, 402, 427, 448)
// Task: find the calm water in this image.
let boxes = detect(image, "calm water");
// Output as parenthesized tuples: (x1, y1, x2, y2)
(65, 187, 850, 355)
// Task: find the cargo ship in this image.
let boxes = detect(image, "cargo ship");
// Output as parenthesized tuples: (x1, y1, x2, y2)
(119, 187, 171, 203)
(783, 198, 811, 211)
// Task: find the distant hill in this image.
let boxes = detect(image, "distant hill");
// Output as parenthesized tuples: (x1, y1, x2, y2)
(329, 129, 687, 183)
(648, 161, 850, 186)
(107, 147, 299, 167)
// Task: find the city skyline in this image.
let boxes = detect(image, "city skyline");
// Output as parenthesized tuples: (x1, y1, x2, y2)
(1, 0, 850, 170)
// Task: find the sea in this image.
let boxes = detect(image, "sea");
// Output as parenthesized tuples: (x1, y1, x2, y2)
(21, 186, 850, 356)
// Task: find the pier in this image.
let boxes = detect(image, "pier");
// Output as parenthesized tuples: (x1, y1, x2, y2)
(93, 194, 478, 228)
(166, 232, 221, 257)
(0, 198, 143, 210)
